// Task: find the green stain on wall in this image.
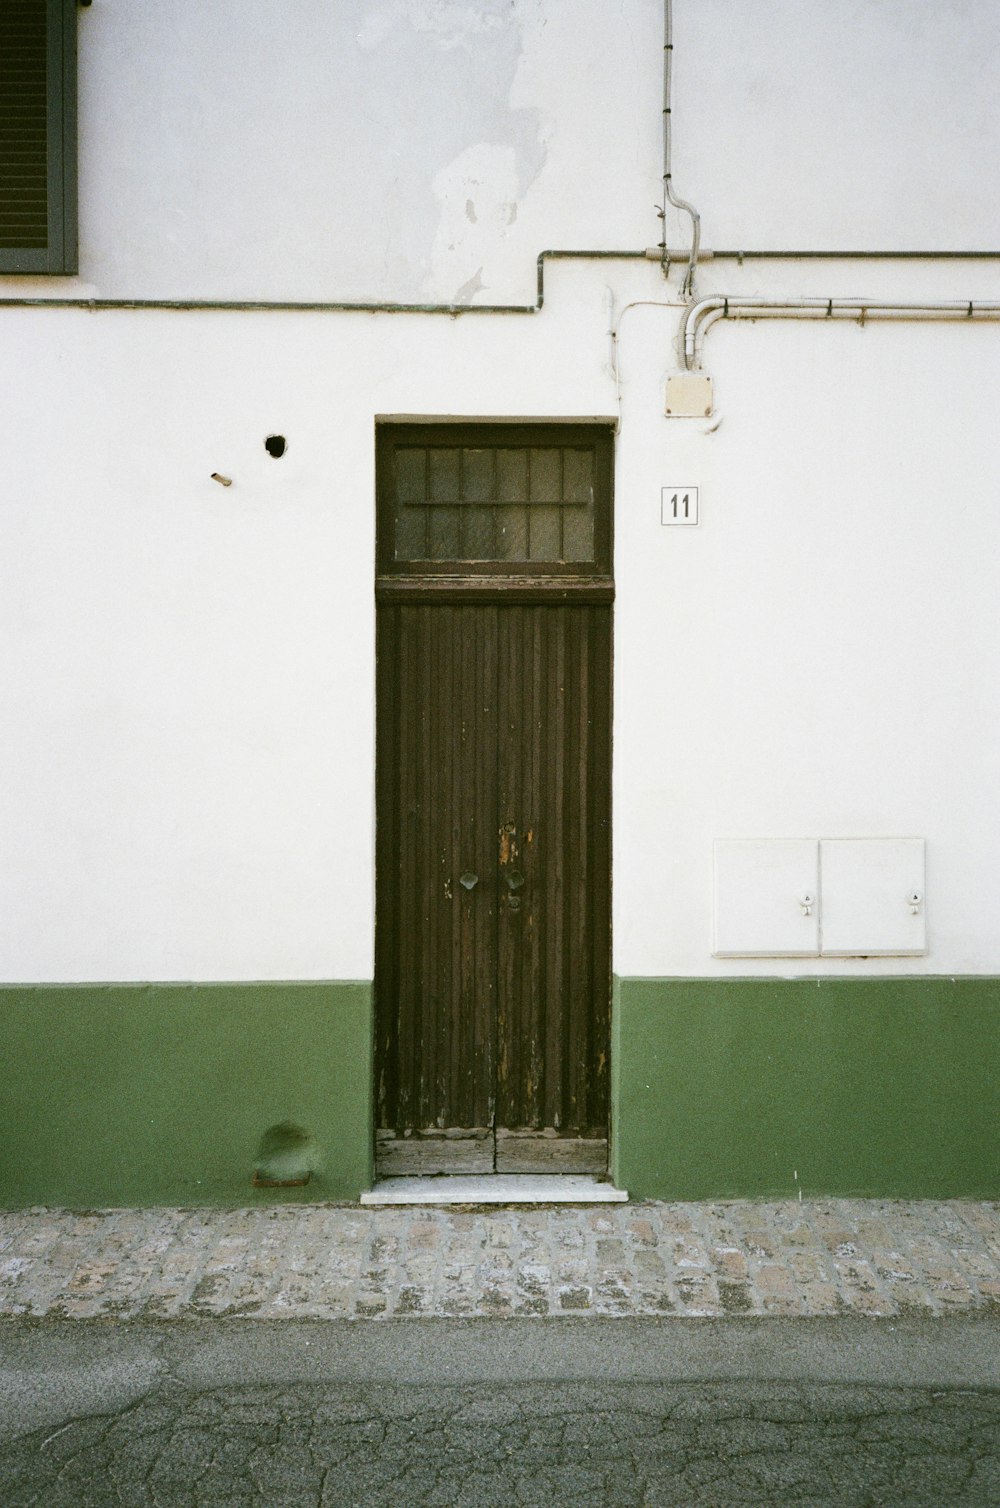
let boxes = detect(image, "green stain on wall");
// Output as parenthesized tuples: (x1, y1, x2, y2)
(612, 976, 1000, 1201)
(0, 982, 372, 1209)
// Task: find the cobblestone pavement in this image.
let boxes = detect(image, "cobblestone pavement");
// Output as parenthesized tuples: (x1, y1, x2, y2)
(1, 1200, 998, 1322)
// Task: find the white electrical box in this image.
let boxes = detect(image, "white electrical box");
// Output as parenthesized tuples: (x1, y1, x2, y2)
(665, 373, 713, 418)
(819, 838, 926, 956)
(713, 839, 819, 957)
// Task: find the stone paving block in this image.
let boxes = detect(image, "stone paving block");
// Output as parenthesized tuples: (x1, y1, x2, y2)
(843, 1287, 896, 1316)
(480, 1283, 514, 1315)
(711, 1246, 748, 1280)
(740, 1232, 779, 1260)
(673, 1271, 720, 1316)
(960, 1206, 1000, 1236)
(486, 1218, 518, 1248)
(2, 1220, 57, 1257)
(788, 1249, 830, 1283)
(558, 1285, 592, 1310)
(552, 1225, 585, 1249)
(754, 1264, 801, 1315)
(716, 1280, 754, 1315)
(517, 1262, 550, 1293)
(556, 1258, 589, 1284)
(354, 1294, 388, 1317)
(672, 1236, 710, 1269)
(634, 1249, 666, 1278)
(438, 1294, 477, 1316)
(595, 1238, 626, 1265)
(799, 1280, 842, 1312)
(141, 1247, 204, 1304)
(881, 1279, 935, 1312)
(626, 1218, 656, 1246)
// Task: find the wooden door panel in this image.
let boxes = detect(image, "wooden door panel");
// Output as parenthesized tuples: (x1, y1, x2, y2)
(376, 599, 611, 1168)
(375, 603, 497, 1137)
(495, 604, 611, 1140)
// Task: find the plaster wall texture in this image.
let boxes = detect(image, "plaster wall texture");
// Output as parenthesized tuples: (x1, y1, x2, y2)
(2, 3, 1000, 984)
(612, 260, 1000, 978)
(3, 258, 1000, 981)
(3, 1, 997, 308)
(0, 275, 614, 983)
(0, 0, 662, 304)
(668, 0, 1000, 254)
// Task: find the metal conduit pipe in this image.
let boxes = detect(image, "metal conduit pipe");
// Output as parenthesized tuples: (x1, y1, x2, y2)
(705, 250, 1000, 261)
(661, 0, 701, 297)
(0, 249, 651, 318)
(681, 295, 1000, 369)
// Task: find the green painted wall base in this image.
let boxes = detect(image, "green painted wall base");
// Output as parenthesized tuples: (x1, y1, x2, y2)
(0, 983, 372, 1209)
(612, 976, 1000, 1201)
(5, 976, 996, 1208)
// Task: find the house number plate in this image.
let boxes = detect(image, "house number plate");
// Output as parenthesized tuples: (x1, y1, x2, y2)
(661, 487, 699, 525)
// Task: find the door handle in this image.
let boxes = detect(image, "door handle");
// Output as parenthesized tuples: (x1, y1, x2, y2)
(502, 870, 525, 892)
(459, 872, 479, 890)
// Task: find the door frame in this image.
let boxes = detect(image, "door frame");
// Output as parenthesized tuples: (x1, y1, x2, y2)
(373, 420, 615, 1174)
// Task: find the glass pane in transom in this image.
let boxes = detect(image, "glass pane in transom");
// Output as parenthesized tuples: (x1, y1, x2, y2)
(389, 439, 599, 566)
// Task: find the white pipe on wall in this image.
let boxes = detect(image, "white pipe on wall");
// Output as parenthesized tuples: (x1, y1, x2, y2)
(661, 0, 701, 296)
(682, 295, 1000, 369)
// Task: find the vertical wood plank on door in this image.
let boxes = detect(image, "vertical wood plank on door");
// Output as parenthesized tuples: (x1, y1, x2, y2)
(376, 601, 499, 1141)
(494, 602, 611, 1141)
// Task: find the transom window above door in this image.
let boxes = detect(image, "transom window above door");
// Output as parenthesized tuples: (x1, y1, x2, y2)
(377, 424, 613, 578)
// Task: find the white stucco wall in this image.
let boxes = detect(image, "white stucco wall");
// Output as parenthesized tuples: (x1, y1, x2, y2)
(669, 0, 1000, 255)
(0, 276, 615, 982)
(612, 258, 1000, 977)
(3, 0, 996, 307)
(1, 3, 999, 982)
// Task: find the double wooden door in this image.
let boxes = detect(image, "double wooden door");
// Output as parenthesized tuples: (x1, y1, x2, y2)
(375, 596, 612, 1174)
(374, 423, 614, 1176)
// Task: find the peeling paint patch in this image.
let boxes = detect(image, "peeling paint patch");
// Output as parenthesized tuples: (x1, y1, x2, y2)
(349, 0, 548, 299)
(432, 144, 529, 299)
(347, 0, 548, 300)
(453, 268, 486, 304)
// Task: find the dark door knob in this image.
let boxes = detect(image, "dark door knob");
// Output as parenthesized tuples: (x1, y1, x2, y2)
(503, 870, 525, 892)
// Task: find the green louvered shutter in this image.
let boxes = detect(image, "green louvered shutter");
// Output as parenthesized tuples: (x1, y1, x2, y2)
(0, 0, 77, 274)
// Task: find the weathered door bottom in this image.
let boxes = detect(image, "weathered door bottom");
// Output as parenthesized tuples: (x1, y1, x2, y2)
(376, 1128, 608, 1177)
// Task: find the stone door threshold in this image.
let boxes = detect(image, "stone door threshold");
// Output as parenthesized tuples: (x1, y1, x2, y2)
(360, 1174, 628, 1206)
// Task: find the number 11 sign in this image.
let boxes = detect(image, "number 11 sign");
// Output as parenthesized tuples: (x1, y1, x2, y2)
(661, 487, 700, 525)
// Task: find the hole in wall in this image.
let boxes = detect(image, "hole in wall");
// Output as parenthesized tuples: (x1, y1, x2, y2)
(264, 435, 287, 458)
(252, 1121, 319, 1187)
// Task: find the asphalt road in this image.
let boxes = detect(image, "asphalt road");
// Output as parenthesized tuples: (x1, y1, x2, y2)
(1, 1316, 998, 1506)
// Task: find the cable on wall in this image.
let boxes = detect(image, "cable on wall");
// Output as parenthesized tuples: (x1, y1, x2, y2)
(660, 0, 701, 298)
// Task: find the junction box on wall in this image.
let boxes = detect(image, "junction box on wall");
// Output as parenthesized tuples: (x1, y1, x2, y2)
(665, 372, 713, 417)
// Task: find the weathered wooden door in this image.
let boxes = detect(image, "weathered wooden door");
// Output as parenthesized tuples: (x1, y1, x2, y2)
(374, 425, 613, 1176)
